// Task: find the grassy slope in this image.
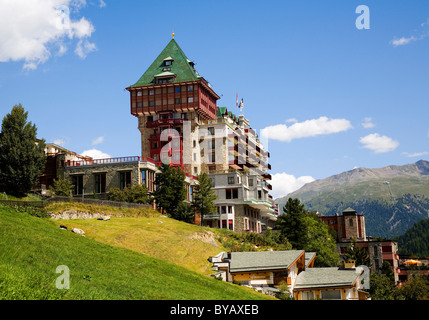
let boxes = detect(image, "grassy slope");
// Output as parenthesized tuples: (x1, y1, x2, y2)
(0, 205, 270, 300)
(53, 215, 226, 275)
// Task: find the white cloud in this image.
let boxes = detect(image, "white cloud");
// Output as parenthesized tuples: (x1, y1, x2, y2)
(285, 118, 298, 123)
(99, 0, 106, 8)
(391, 19, 429, 46)
(75, 39, 97, 58)
(362, 117, 375, 129)
(0, 0, 96, 70)
(261, 116, 352, 142)
(359, 133, 399, 153)
(81, 149, 111, 159)
(402, 151, 429, 158)
(270, 172, 315, 199)
(92, 136, 104, 145)
(391, 36, 418, 47)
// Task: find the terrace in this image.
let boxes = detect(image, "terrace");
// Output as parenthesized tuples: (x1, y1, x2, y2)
(65, 156, 156, 167)
(64, 155, 199, 182)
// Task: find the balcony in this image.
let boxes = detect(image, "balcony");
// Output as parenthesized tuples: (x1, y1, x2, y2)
(262, 173, 272, 180)
(146, 118, 184, 128)
(149, 131, 183, 141)
(204, 213, 220, 220)
(65, 156, 156, 167)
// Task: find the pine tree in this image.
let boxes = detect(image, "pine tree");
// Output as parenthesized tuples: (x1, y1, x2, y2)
(0, 105, 46, 196)
(191, 172, 217, 225)
(343, 240, 371, 267)
(276, 198, 308, 250)
(151, 164, 187, 219)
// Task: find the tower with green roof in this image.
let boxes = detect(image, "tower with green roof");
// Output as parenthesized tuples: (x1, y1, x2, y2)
(125, 37, 275, 233)
(126, 37, 220, 174)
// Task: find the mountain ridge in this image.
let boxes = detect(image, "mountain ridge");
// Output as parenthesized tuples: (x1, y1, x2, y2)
(274, 160, 429, 239)
(276, 160, 429, 203)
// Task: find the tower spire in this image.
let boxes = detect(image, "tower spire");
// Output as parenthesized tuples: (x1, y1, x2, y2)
(171, 29, 175, 39)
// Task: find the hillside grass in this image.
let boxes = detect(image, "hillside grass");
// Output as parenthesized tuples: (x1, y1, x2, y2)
(49, 203, 292, 275)
(0, 205, 271, 300)
(53, 214, 226, 275)
(0, 193, 41, 201)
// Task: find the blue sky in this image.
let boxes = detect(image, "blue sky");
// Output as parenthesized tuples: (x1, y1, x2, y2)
(1, 0, 428, 199)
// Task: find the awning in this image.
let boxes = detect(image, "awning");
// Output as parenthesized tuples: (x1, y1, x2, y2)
(403, 259, 422, 265)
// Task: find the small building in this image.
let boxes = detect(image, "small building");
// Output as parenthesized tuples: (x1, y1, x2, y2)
(293, 266, 369, 300)
(210, 250, 315, 295)
(209, 250, 371, 299)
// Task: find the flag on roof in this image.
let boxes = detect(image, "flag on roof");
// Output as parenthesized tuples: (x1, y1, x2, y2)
(238, 98, 244, 111)
(236, 93, 239, 107)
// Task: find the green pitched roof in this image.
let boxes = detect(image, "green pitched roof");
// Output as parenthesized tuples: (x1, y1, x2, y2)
(217, 107, 228, 119)
(129, 39, 200, 88)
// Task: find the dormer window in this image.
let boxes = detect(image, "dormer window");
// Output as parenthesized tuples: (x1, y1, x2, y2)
(163, 56, 174, 67)
(187, 59, 195, 68)
(154, 70, 176, 84)
(157, 78, 174, 84)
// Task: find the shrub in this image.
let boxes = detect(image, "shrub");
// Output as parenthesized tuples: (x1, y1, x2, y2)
(171, 202, 194, 223)
(49, 178, 74, 197)
(107, 185, 148, 204)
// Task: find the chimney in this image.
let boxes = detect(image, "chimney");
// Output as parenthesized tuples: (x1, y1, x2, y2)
(344, 259, 356, 269)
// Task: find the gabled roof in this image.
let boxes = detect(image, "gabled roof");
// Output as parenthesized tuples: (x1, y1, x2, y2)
(129, 39, 200, 88)
(343, 207, 357, 213)
(228, 250, 304, 273)
(294, 267, 361, 290)
(305, 252, 316, 267)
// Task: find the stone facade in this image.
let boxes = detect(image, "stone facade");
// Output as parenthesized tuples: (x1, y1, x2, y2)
(58, 154, 158, 197)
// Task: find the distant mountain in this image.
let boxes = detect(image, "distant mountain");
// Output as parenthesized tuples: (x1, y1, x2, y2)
(394, 217, 429, 257)
(275, 160, 429, 239)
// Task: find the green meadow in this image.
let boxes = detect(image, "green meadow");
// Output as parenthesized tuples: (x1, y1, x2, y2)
(0, 205, 271, 300)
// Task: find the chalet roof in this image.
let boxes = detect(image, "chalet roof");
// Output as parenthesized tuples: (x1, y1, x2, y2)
(228, 250, 304, 273)
(129, 39, 200, 88)
(305, 252, 316, 267)
(294, 267, 361, 290)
